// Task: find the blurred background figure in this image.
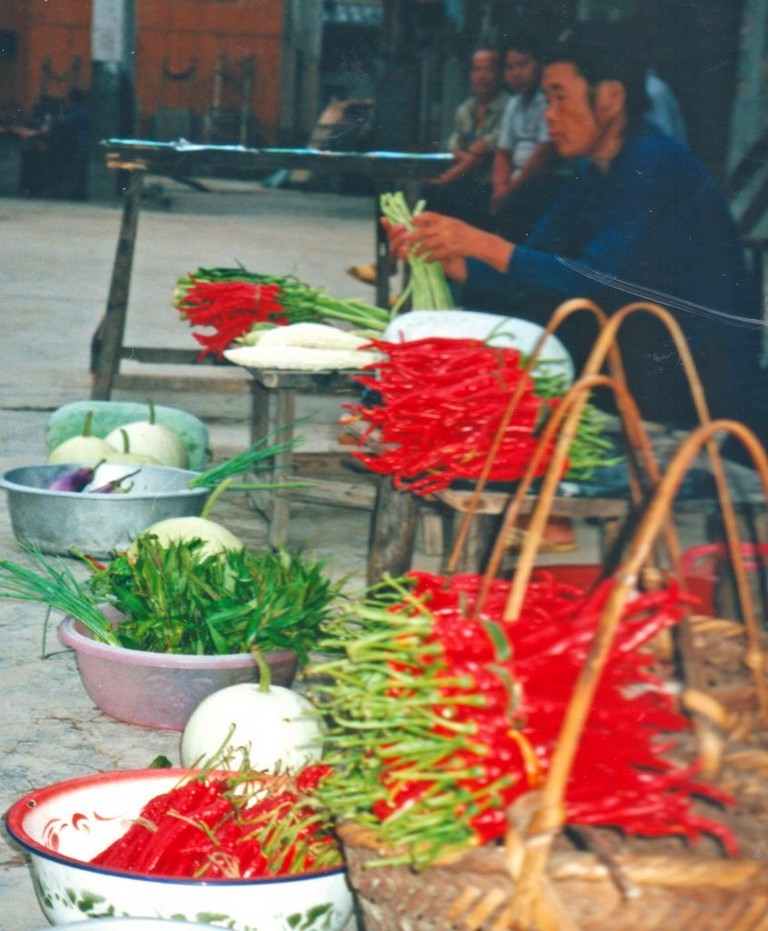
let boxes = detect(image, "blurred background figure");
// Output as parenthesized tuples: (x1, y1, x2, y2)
(16, 88, 91, 200)
(491, 31, 566, 243)
(418, 45, 509, 230)
(348, 44, 508, 285)
(645, 68, 688, 145)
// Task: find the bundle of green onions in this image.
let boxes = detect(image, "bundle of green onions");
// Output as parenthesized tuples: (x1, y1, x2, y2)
(379, 191, 455, 313)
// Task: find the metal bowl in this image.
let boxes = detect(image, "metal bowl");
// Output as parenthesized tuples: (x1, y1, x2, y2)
(0, 463, 211, 558)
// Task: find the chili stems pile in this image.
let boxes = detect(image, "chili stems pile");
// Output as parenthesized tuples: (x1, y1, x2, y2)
(309, 571, 735, 871)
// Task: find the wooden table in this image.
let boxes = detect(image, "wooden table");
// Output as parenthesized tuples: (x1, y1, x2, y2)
(366, 436, 768, 585)
(90, 139, 453, 401)
(244, 365, 375, 548)
(367, 480, 631, 585)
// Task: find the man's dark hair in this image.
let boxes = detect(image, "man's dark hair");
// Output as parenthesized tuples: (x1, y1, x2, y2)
(471, 44, 503, 63)
(504, 29, 545, 62)
(548, 23, 649, 124)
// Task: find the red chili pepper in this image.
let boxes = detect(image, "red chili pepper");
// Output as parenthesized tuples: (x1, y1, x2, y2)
(344, 337, 562, 494)
(89, 769, 342, 879)
(177, 279, 289, 359)
(314, 569, 737, 863)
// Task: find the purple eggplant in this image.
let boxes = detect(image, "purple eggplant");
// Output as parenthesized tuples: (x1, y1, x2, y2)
(48, 465, 99, 492)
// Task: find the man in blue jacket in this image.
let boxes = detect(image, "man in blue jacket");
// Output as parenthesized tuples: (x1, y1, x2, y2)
(387, 26, 766, 445)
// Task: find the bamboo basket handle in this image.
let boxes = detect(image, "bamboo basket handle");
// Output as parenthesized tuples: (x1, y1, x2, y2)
(499, 302, 751, 776)
(473, 372, 649, 617)
(559, 303, 755, 742)
(446, 299, 612, 575)
(507, 419, 768, 927)
(502, 301, 733, 621)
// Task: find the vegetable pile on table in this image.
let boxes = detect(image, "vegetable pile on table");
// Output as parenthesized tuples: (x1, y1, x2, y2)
(223, 320, 379, 371)
(90, 764, 342, 879)
(343, 336, 614, 494)
(172, 189, 465, 361)
(308, 571, 735, 870)
(174, 267, 391, 359)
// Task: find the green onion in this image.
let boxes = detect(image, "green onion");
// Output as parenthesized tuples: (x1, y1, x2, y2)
(0, 547, 120, 646)
(380, 191, 455, 314)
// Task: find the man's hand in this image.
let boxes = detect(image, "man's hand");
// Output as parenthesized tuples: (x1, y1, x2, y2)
(429, 148, 483, 186)
(382, 216, 468, 282)
(383, 212, 515, 282)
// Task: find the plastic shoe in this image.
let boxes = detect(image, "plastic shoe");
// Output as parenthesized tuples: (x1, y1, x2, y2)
(346, 263, 378, 285)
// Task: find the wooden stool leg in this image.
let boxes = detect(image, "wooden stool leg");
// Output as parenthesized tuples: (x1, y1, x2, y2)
(420, 510, 445, 557)
(269, 387, 295, 548)
(91, 170, 145, 400)
(249, 380, 296, 548)
(367, 479, 420, 585)
(442, 512, 499, 574)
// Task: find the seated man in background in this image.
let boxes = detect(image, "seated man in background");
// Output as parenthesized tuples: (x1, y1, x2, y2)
(385, 24, 766, 453)
(417, 45, 509, 230)
(491, 32, 566, 242)
(349, 45, 508, 285)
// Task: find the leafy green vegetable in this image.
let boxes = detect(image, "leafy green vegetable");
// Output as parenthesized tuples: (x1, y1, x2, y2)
(0, 540, 343, 663)
(86, 536, 343, 662)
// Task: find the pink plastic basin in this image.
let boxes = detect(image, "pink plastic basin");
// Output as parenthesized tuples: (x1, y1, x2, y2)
(58, 617, 299, 731)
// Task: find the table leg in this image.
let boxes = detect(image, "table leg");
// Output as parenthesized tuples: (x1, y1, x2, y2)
(367, 479, 421, 585)
(597, 516, 625, 564)
(268, 387, 296, 547)
(91, 170, 145, 400)
(250, 380, 270, 447)
(443, 512, 499, 574)
(249, 380, 296, 547)
(374, 187, 391, 311)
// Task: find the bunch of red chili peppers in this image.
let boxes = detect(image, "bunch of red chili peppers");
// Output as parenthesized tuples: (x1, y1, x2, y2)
(89, 765, 342, 879)
(345, 337, 611, 494)
(174, 266, 390, 360)
(309, 572, 734, 870)
(176, 277, 288, 359)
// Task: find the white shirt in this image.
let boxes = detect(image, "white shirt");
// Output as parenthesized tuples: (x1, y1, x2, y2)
(497, 90, 550, 175)
(645, 72, 688, 146)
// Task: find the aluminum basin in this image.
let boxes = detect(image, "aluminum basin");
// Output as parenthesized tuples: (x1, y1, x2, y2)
(0, 463, 211, 558)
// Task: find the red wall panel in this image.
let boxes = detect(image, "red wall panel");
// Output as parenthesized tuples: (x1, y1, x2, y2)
(1, 0, 284, 142)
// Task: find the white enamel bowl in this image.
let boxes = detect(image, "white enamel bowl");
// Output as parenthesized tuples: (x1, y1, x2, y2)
(6, 769, 354, 930)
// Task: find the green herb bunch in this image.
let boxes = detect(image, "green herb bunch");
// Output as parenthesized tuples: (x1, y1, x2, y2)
(86, 536, 343, 661)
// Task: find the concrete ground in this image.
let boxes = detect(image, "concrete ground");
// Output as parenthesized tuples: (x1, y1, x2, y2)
(0, 178, 715, 928)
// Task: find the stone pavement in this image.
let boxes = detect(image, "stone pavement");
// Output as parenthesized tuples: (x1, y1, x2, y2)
(0, 180, 406, 928)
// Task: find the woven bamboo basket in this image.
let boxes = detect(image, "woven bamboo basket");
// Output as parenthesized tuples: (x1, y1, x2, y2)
(338, 300, 768, 930)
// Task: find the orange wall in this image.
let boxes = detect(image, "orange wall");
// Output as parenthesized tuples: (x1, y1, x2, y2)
(0, 0, 91, 121)
(0, 0, 285, 143)
(136, 0, 285, 144)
